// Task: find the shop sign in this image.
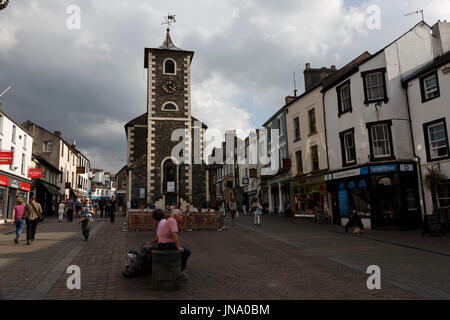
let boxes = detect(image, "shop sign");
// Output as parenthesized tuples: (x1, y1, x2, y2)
(20, 183, 31, 192)
(333, 167, 368, 180)
(370, 164, 397, 174)
(0, 175, 9, 186)
(324, 174, 333, 181)
(167, 182, 175, 193)
(249, 168, 258, 178)
(9, 179, 19, 189)
(0, 152, 13, 165)
(76, 167, 86, 174)
(400, 164, 414, 172)
(242, 178, 249, 185)
(28, 168, 43, 178)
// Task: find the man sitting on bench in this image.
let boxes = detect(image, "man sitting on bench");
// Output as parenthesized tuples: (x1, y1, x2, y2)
(158, 208, 191, 280)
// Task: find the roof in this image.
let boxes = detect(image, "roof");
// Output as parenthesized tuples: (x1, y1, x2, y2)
(321, 51, 372, 92)
(144, 29, 195, 68)
(402, 50, 450, 86)
(321, 21, 432, 92)
(192, 116, 208, 129)
(32, 153, 62, 173)
(22, 120, 78, 154)
(0, 110, 34, 138)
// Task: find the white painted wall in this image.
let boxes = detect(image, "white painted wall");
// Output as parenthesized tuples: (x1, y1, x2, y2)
(407, 64, 450, 215)
(0, 112, 33, 180)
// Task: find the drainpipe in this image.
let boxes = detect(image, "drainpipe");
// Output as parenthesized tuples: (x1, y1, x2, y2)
(404, 82, 428, 218)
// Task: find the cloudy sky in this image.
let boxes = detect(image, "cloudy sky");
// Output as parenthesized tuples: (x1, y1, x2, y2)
(0, 0, 449, 172)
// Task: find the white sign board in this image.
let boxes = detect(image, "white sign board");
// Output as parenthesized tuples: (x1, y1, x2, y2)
(167, 182, 175, 193)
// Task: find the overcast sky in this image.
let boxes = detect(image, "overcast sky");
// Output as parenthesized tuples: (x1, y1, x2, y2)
(0, 0, 449, 173)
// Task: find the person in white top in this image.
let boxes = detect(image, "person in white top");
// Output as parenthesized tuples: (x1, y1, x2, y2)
(58, 200, 66, 223)
(252, 198, 263, 227)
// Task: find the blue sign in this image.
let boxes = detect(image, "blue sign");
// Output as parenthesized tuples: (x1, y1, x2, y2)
(88, 190, 92, 194)
(370, 164, 398, 174)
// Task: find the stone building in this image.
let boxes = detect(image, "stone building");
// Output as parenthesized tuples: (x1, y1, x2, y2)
(125, 28, 208, 210)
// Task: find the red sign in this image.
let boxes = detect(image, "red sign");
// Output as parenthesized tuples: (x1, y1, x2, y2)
(0, 152, 13, 165)
(28, 168, 43, 179)
(0, 175, 9, 186)
(20, 183, 31, 192)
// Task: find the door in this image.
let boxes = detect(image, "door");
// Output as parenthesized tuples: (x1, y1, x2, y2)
(7, 188, 17, 220)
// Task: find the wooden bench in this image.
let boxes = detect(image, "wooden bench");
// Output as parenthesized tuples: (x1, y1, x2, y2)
(151, 250, 182, 291)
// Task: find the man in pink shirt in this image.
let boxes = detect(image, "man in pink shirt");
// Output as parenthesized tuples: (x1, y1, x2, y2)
(158, 209, 191, 275)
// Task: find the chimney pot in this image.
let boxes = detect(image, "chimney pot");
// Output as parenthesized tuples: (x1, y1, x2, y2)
(331, 65, 336, 70)
(54, 131, 62, 137)
(305, 63, 310, 70)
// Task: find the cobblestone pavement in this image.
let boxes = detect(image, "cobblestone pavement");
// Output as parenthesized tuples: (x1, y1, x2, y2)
(2, 213, 447, 300)
(234, 214, 450, 299)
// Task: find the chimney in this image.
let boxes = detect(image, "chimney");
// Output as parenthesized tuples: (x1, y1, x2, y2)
(73, 139, 76, 147)
(54, 131, 62, 137)
(285, 96, 297, 105)
(303, 64, 338, 91)
(0, 103, 2, 110)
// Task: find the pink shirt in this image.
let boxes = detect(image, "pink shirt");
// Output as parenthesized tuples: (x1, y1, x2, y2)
(13, 204, 25, 219)
(158, 217, 178, 244)
(156, 219, 167, 237)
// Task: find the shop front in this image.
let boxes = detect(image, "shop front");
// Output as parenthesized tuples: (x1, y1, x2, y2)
(326, 163, 422, 230)
(0, 172, 31, 223)
(35, 180, 60, 217)
(292, 175, 330, 221)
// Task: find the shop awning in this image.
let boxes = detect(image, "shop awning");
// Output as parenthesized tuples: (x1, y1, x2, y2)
(70, 188, 84, 199)
(40, 180, 60, 196)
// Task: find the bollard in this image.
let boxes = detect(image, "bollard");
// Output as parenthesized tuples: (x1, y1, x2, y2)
(151, 250, 182, 291)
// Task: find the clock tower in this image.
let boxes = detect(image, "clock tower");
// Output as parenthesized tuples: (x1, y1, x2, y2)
(126, 21, 208, 210)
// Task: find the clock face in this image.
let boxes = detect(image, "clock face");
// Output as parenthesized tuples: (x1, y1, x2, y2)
(162, 80, 177, 94)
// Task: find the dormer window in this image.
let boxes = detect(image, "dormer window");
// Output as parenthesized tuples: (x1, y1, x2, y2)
(162, 101, 178, 111)
(163, 58, 176, 75)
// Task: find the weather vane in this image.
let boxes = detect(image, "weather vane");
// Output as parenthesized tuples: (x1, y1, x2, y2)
(0, 0, 10, 11)
(162, 14, 176, 31)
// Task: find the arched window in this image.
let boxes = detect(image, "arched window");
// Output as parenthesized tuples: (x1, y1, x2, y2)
(163, 59, 176, 75)
(162, 101, 178, 111)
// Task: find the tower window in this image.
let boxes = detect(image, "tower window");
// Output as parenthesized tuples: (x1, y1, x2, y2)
(162, 102, 178, 111)
(164, 59, 176, 75)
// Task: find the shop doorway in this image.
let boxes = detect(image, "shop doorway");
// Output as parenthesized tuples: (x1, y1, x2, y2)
(7, 189, 16, 220)
(372, 175, 401, 229)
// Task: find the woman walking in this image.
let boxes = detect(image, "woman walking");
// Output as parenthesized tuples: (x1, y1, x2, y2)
(11, 197, 25, 244)
(58, 200, 66, 223)
(252, 198, 263, 227)
(229, 199, 237, 221)
(80, 199, 95, 241)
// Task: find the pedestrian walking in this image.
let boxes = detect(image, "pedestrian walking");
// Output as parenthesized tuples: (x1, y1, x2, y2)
(252, 198, 263, 227)
(345, 211, 365, 234)
(23, 197, 43, 245)
(99, 199, 105, 218)
(58, 200, 65, 223)
(80, 199, 95, 241)
(66, 197, 75, 222)
(242, 198, 248, 216)
(185, 205, 193, 232)
(108, 197, 116, 223)
(11, 197, 25, 244)
(75, 199, 81, 218)
(229, 199, 237, 221)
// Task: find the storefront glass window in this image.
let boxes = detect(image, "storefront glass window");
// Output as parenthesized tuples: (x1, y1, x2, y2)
(0, 186, 6, 220)
(437, 182, 450, 208)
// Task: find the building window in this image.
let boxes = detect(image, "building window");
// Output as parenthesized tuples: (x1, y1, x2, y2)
(43, 142, 52, 153)
(60, 168, 63, 183)
(308, 109, 317, 135)
(367, 120, 394, 160)
(420, 71, 440, 103)
(423, 119, 450, 162)
(23, 135, 27, 150)
(294, 117, 300, 141)
(0, 115, 3, 135)
(340, 128, 356, 166)
(163, 58, 176, 75)
(10, 146, 14, 170)
(311, 145, 319, 172)
(162, 101, 178, 111)
(296, 151, 303, 175)
(12, 125, 16, 144)
(437, 181, 450, 208)
(337, 80, 352, 117)
(61, 144, 64, 157)
(361, 68, 388, 104)
(21, 153, 26, 175)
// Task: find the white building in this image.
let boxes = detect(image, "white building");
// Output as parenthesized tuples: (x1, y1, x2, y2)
(75, 149, 91, 198)
(323, 21, 449, 230)
(403, 23, 450, 216)
(0, 107, 33, 223)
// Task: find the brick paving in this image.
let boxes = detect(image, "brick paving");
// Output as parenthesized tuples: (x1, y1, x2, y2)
(43, 216, 418, 300)
(3, 213, 449, 300)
